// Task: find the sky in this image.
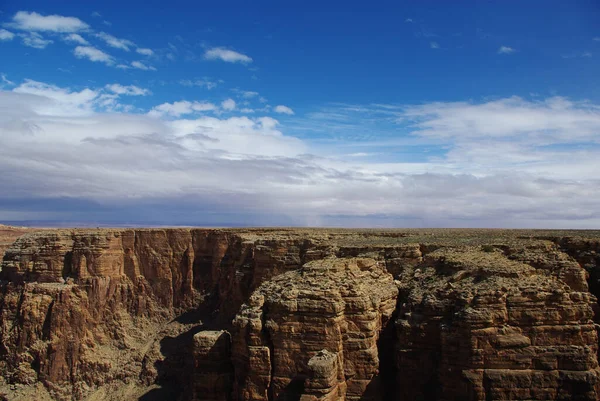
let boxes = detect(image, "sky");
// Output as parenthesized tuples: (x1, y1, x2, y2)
(0, 1, 599, 228)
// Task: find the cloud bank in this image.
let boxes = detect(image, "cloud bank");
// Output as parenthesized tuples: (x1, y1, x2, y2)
(0, 79, 599, 227)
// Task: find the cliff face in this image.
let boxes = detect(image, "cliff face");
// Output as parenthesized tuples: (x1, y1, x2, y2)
(231, 257, 397, 400)
(0, 225, 32, 263)
(0, 228, 598, 400)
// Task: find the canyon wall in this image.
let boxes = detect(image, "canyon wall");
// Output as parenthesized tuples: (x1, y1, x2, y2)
(0, 228, 598, 400)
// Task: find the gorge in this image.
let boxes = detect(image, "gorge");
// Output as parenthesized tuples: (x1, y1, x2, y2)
(0, 227, 598, 400)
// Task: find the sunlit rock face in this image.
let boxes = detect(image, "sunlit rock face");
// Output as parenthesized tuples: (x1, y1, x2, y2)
(0, 228, 599, 400)
(231, 257, 397, 401)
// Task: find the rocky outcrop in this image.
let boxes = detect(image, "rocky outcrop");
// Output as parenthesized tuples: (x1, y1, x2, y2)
(0, 225, 32, 263)
(0, 228, 599, 400)
(302, 350, 343, 401)
(231, 257, 397, 400)
(395, 247, 599, 400)
(192, 330, 232, 401)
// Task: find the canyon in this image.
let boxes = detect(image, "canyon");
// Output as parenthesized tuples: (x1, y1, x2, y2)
(0, 226, 598, 400)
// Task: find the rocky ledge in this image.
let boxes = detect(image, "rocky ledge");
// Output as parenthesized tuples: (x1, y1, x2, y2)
(0, 228, 598, 400)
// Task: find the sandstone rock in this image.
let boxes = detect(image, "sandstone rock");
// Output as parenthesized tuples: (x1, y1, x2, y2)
(300, 350, 343, 401)
(395, 247, 599, 400)
(0, 228, 599, 400)
(231, 257, 398, 401)
(0, 225, 32, 263)
(192, 330, 232, 401)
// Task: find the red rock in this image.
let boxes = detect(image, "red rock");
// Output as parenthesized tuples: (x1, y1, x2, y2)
(0, 228, 599, 400)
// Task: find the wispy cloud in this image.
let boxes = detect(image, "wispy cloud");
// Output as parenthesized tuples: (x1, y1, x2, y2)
(232, 89, 259, 98)
(401, 96, 600, 145)
(73, 46, 114, 65)
(148, 100, 218, 117)
(179, 79, 219, 90)
(405, 18, 413, 23)
(0, 29, 15, 41)
(204, 47, 252, 63)
(63, 33, 88, 45)
(130, 61, 156, 71)
(0, 74, 15, 87)
(562, 51, 593, 59)
(221, 98, 236, 111)
(430, 41, 440, 49)
(105, 84, 150, 96)
(12, 79, 99, 116)
(8, 11, 89, 33)
(20, 32, 53, 49)
(136, 47, 154, 56)
(96, 32, 134, 51)
(498, 46, 515, 54)
(274, 105, 294, 115)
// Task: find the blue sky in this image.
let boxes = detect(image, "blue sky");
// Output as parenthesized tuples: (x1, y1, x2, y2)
(0, 1, 599, 227)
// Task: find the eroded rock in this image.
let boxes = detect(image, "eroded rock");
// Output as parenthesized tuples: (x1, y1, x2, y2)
(231, 257, 397, 401)
(0, 228, 599, 400)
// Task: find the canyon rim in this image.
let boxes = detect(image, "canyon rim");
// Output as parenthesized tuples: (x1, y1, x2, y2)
(0, 226, 598, 400)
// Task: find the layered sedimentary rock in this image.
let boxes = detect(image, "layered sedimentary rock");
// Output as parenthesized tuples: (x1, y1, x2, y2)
(395, 247, 599, 400)
(231, 257, 397, 400)
(0, 225, 32, 262)
(192, 330, 232, 401)
(0, 228, 598, 400)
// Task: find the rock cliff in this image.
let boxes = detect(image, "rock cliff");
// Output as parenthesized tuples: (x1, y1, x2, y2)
(0, 228, 598, 400)
(0, 225, 32, 263)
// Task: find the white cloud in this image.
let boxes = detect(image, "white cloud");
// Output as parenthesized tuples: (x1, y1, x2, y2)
(430, 41, 439, 49)
(594, 37, 600, 41)
(91, 12, 102, 18)
(12, 79, 98, 116)
(148, 100, 218, 117)
(0, 29, 15, 41)
(401, 96, 600, 144)
(221, 98, 236, 111)
(179, 79, 218, 90)
(274, 105, 294, 115)
(96, 32, 134, 51)
(73, 46, 114, 65)
(19, 32, 53, 49)
(8, 11, 89, 33)
(405, 18, 413, 23)
(204, 47, 252, 63)
(562, 51, 593, 59)
(136, 47, 154, 56)
(105, 84, 150, 96)
(63, 33, 88, 45)
(9, 80, 149, 117)
(0, 74, 15, 87)
(232, 89, 259, 98)
(2, 79, 600, 227)
(131, 61, 156, 71)
(498, 46, 515, 54)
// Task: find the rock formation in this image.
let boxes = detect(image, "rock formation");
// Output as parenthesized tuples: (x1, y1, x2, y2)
(0, 228, 598, 400)
(231, 257, 397, 400)
(0, 225, 32, 262)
